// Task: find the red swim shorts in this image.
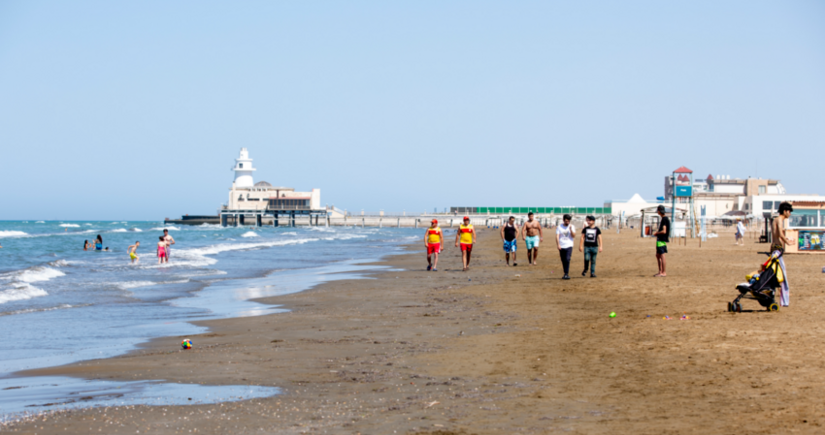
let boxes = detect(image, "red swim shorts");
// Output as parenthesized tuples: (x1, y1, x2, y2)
(427, 243, 441, 255)
(460, 243, 473, 252)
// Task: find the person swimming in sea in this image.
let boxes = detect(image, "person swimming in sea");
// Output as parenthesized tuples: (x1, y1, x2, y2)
(84, 240, 92, 251)
(128, 241, 140, 264)
(94, 235, 103, 251)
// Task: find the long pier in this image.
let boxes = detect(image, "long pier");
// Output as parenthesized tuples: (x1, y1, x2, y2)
(217, 213, 614, 229)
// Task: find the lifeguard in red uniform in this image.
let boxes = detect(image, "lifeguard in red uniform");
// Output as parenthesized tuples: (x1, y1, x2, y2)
(454, 216, 477, 271)
(424, 219, 443, 271)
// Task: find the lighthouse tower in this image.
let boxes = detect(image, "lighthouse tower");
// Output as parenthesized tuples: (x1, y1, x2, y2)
(232, 148, 256, 188)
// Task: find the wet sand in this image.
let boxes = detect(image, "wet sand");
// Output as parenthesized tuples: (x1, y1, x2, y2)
(5, 228, 825, 434)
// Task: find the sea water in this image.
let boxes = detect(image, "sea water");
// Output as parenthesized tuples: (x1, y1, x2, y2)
(0, 221, 419, 415)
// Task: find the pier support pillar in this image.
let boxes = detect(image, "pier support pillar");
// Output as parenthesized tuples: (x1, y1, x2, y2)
(290, 212, 296, 227)
(274, 213, 279, 227)
(220, 214, 227, 227)
(256, 214, 262, 227)
(234, 214, 239, 227)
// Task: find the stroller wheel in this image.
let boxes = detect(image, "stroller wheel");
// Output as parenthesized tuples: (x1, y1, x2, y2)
(735, 302, 742, 313)
(727, 302, 733, 312)
(768, 303, 779, 312)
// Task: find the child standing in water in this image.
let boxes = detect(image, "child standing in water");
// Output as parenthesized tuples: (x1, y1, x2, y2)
(157, 236, 167, 264)
(128, 241, 140, 264)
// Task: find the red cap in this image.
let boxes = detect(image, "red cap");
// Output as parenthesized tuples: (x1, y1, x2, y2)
(463, 216, 469, 220)
(431, 219, 438, 224)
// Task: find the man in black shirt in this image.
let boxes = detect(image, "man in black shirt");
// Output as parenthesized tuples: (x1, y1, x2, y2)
(652, 205, 670, 277)
(500, 216, 519, 266)
(578, 216, 602, 277)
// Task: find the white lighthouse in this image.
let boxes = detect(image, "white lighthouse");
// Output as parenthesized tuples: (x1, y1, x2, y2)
(232, 147, 256, 188)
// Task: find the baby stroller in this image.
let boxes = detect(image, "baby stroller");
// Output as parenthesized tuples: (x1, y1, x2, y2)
(728, 251, 783, 312)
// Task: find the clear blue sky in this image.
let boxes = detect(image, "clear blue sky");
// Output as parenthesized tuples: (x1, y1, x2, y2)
(1, 1, 823, 220)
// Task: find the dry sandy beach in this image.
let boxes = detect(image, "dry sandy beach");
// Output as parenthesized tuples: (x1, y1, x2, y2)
(5, 228, 825, 434)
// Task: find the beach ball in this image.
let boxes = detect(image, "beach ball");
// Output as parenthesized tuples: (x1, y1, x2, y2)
(181, 338, 193, 350)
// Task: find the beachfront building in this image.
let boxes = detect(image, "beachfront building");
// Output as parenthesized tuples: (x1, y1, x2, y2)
(220, 148, 325, 226)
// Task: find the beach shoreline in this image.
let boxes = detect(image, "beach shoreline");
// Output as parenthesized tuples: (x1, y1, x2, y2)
(6, 228, 825, 434)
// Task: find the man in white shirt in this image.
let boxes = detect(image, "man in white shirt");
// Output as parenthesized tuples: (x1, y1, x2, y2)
(555, 214, 575, 280)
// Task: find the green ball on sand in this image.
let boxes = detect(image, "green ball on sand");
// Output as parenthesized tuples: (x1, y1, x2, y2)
(609, 312, 616, 318)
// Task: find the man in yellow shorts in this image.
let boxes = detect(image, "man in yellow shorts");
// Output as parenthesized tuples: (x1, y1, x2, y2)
(128, 241, 140, 264)
(454, 216, 477, 271)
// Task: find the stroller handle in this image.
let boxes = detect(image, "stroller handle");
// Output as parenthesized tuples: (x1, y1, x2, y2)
(757, 251, 784, 259)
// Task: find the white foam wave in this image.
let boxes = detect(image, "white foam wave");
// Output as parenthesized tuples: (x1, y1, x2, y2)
(59, 224, 80, 228)
(110, 229, 128, 233)
(282, 232, 297, 236)
(0, 231, 28, 238)
(118, 281, 157, 290)
(241, 231, 259, 238)
(130, 228, 143, 232)
(0, 284, 48, 304)
(36, 221, 45, 224)
(48, 259, 72, 268)
(14, 266, 66, 283)
(150, 226, 180, 231)
(84, 223, 93, 226)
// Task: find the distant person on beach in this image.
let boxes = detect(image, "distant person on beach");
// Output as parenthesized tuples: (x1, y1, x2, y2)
(424, 219, 443, 271)
(94, 235, 103, 251)
(579, 216, 603, 278)
(652, 205, 670, 277)
(84, 240, 91, 251)
(735, 219, 746, 245)
(157, 236, 168, 264)
(162, 229, 175, 263)
(128, 241, 140, 264)
(555, 214, 575, 279)
(455, 216, 476, 271)
(772, 202, 794, 306)
(521, 212, 543, 266)
(500, 216, 519, 266)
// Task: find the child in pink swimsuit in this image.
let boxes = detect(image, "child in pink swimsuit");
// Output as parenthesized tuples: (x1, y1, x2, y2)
(157, 236, 167, 264)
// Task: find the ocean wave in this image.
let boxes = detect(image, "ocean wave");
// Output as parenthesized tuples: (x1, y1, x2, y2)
(110, 229, 128, 233)
(36, 221, 45, 224)
(0, 303, 77, 317)
(0, 231, 28, 238)
(130, 228, 143, 232)
(12, 266, 66, 283)
(59, 224, 80, 228)
(118, 281, 158, 290)
(0, 284, 48, 304)
(84, 223, 93, 226)
(150, 226, 180, 231)
(241, 231, 259, 238)
(47, 259, 75, 268)
(282, 232, 297, 236)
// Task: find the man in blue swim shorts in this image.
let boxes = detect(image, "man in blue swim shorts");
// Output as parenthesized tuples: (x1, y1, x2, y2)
(521, 212, 543, 266)
(500, 216, 519, 266)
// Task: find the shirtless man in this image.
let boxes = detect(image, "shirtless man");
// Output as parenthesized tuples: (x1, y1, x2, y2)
(521, 212, 543, 266)
(772, 202, 794, 306)
(162, 229, 175, 264)
(127, 241, 140, 264)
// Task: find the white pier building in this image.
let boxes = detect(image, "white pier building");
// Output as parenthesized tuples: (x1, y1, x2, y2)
(220, 148, 324, 227)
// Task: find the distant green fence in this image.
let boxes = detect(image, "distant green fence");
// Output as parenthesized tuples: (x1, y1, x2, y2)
(450, 207, 613, 214)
